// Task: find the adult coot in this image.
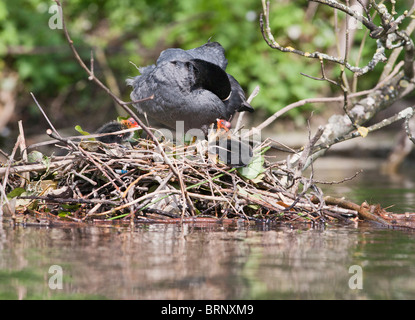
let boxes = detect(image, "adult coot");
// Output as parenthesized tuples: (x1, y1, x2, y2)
(127, 41, 254, 134)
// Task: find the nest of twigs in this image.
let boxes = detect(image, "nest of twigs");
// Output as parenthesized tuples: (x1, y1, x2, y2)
(1, 122, 366, 227)
(3, 122, 415, 229)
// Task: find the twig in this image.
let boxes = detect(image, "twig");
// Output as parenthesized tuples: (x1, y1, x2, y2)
(17, 195, 119, 205)
(17, 121, 29, 186)
(54, 0, 193, 216)
(234, 85, 260, 132)
(292, 126, 324, 194)
(260, 0, 386, 76)
(404, 112, 415, 145)
(78, 147, 122, 192)
(28, 126, 141, 149)
(30, 92, 63, 140)
(0, 159, 74, 178)
(0, 179, 13, 216)
(0, 134, 22, 219)
(313, 106, 415, 153)
(71, 170, 97, 186)
(245, 58, 405, 137)
(313, 170, 363, 185)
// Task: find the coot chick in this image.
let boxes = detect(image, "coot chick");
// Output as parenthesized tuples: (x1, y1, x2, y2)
(208, 120, 253, 167)
(95, 118, 139, 144)
(127, 41, 254, 134)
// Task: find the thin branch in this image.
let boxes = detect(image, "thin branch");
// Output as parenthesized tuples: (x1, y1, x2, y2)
(404, 112, 415, 145)
(17, 121, 29, 187)
(245, 57, 405, 138)
(54, 0, 193, 216)
(313, 169, 363, 185)
(313, 106, 415, 153)
(310, 0, 381, 36)
(234, 85, 259, 132)
(30, 92, 63, 139)
(260, 0, 387, 76)
(292, 126, 324, 194)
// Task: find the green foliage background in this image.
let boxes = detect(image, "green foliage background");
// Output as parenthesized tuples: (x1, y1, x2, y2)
(0, 0, 412, 137)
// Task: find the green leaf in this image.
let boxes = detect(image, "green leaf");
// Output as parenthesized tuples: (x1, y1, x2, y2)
(28, 150, 43, 163)
(75, 125, 91, 136)
(7, 187, 26, 199)
(237, 154, 265, 181)
(58, 211, 71, 218)
(116, 116, 129, 122)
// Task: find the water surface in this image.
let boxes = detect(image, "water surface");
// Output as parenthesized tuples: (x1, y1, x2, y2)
(1, 158, 415, 300)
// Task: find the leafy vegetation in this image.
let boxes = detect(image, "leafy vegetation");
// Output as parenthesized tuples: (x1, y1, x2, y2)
(0, 1, 323, 133)
(1, 0, 412, 139)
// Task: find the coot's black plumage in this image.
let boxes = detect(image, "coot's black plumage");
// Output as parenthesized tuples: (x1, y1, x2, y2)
(95, 118, 139, 144)
(127, 41, 254, 133)
(208, 119, 253, 167)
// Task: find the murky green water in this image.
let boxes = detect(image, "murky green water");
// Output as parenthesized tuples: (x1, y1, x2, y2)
(1, 158, 415, 300)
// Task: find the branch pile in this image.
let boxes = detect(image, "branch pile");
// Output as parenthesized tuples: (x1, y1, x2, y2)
(1, 124, 414, 230)
(0, 126, 357, 226)
(2, 0, 415, 230)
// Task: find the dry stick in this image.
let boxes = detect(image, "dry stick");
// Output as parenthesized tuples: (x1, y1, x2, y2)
(27, 127, 142, 150)
(17, 195, 119, 205)
(71, 170, 97, 186)
(30, 92, 64, 140)
(188, 164, 238, 216)
(353, 0, 380, 91)
(97, 167, 238, 220)
(245, 59, 405, 138)
(311, 0, 380, 35)
(313, 195, 396, 228)
(256, 1, 414, 143)
(54, 0, 194, 217)
(261, 0, 386, 75)
(0, 159, 74, 178)
(83, 203, 102, 221)
(339, 0, 354, 128)
(87, 151, 125, 186)
(404, 113, 415, 145)
(380, 19, 415, 81)
(234, 85, 260, 132)
(137, 171, 174, 210)
(17, 121, 30, 186)
(220, 188, 285, 213)
(47, 128, 123, 192)
(300, 57, 339, 86)
(78, 148, 121, 192)
(1, 135, 22, 219)
(99, 188, 277, 221)
(312, 106, 415, 153)
(292, 126, 325, 195)
(203, 168, 218, 216)
(0, 182, 13, 216)
(122, 171, 155, 198)
(312, 169, 363, 185)
(86, 189, 198, 219)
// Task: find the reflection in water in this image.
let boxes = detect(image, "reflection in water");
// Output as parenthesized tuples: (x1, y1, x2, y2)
(2, 218, 415, 299)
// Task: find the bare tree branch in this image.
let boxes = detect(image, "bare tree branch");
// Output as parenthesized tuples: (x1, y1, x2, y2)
(54, 0, 194, 216)
(260, 0, 415, 172)
(260, 0, 387, 76)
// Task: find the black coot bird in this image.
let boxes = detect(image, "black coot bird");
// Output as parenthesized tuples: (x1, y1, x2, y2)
(127, 41, 254, 134)
(95, 118, 139, 144)
(208, 119, 253, 167)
